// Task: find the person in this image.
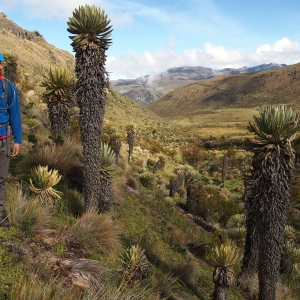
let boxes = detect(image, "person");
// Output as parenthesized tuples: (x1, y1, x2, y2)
(0, 53, 22, 227)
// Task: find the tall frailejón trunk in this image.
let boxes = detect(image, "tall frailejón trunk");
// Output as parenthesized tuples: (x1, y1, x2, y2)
(241, 174, 259, 279)
(4, 63, 17, 83)
(169, 171, 184, 197)
(99, 176, 113, 212)
(48, 97, 71, 138)
(245, 105, 300, 299)
(241, 204, 259, 278)
(76, 46, 108, 210)
(127, 131, 135, 162)
(252, 145, 294, 300)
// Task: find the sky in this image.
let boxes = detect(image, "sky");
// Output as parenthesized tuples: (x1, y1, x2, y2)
(1, 0, 300, 80)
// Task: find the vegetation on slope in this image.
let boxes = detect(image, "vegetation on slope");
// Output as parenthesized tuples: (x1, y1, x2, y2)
(0, 9, 300, 300)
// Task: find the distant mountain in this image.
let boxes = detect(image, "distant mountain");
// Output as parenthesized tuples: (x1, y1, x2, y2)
(110, 63, 287, 106)
(148, 62, 300, 118)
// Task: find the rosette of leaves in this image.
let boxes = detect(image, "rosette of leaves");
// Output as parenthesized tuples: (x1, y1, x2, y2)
(209, 244, 241, 269)
(41, 67, 75, 99)
(67, 4, 113, 50)
(3, 51, 19, 83)
(29, 165, 63, 206)
(226, 214, 246, 229)
(247, 105, 300, 146)
(284, 225, 297, 242)
(100, 143, 116, 178)
(121, 244, 150, 283)
(3, 51, 19, 64)
(208, 244, 241, 300)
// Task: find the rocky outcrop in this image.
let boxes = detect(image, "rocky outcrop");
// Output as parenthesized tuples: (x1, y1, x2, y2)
(0, 12, 44, 42)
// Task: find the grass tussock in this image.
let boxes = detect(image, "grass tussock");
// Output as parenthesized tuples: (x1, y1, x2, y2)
(4, 183, 50, 232)
(16, 139, 83, 186)
(66, 210, 121, 255)
(61, 186, 85, 216)
(9, 269, 148, 300)
(149, 271, 178, 299)
(9, 273, 78, 300)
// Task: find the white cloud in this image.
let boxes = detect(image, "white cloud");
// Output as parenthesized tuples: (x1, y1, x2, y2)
(250, 38, 300, 64)
(107, 38, 300, 80)
(1, 0, 133, 27)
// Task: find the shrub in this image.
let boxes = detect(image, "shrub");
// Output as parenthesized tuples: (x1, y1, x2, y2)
(146, 158, 156, 169)
(136, 159, 145, 168)
(126, 177, 139, 190)
(139, 172, 155, 188)
(188, 184, 240, 225)
(227, 214, 246, 229)
(181, 144, 206, 166)
(141, 136, 164, 154)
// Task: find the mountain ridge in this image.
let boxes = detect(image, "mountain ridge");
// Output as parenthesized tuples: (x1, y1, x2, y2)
(110, 63, 287, 106)
(148, 62, 300, 118)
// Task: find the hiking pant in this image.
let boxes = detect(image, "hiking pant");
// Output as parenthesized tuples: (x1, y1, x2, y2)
(0, 137, 10, 220)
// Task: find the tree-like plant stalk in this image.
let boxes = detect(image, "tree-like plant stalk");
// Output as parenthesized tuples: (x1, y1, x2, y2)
(243, 105, 300, 299)
(41, 67, 75, 138)
(67, 5, 113, 211)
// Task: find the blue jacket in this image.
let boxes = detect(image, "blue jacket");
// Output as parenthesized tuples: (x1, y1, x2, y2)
(0, 78, 22, 144)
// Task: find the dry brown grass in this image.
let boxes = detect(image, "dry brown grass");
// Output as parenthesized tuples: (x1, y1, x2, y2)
(4, 182, 51, 231)
(0, 14, 74, 92)
(66, 210, 122, 255)
(16, 139, 83, 186)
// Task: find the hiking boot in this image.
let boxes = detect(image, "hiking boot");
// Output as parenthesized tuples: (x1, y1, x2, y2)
(0, 218, 10, 228)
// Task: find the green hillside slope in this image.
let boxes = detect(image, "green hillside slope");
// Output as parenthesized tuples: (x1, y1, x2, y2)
(149, 63, 300, 118)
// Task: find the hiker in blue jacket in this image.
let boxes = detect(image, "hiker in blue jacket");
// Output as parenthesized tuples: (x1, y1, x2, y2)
(0, 53, 22, 227)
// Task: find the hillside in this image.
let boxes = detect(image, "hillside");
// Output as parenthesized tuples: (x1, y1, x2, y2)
(0, 13, 74, 91)
(110, 64, 286, 106)
(1, 13, 300, 300)
(148, 63, 300, 118)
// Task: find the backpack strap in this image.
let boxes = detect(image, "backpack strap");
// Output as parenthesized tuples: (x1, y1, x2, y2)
(0, 79, 14, 111)
(2, 78, 9, 103)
